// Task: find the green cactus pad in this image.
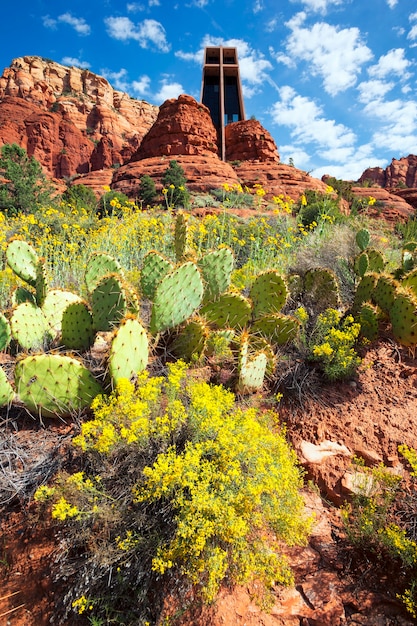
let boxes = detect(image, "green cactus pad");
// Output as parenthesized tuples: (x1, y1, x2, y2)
(200, 292, 252, 329)
(251, 313, 300, 345)
(0, 366, 14, 407)
(15, 354, 103, 418)
(245, 334, 275, 375)
(352, 273, 378, 313)
(358, 302, 379, 341)
(0, 312, 11, 352)
(236, 336, 268, 394)
(11, 286, 36, 306)
(108, 317, 149, 385)
(390, 289, 417, 347)
(169, 318, 208, 362)
(287, 274, 303, 300)
(304, 268, 340, 312)
(198, 247, 234, 304)
(174, 211, 190, 262)
(61, 301, 95, 351)
(366, 248, 385, 273)
(402, 268, 417, 298)
(85, 252, 123, 293)
(373, 274, 399, 314)
(42, 289, 83, 335)
(150, 262, 204, 334)
(249, 270, 288, 318)
(140, 251, 174, 300)
(91, 273, 128, 331)
(10, 302, 52, 351)
(6, 239, 38, 287)
(354, 252, 369, 278)
(35, 258, 48, 307)
(356, 228, 370, 252)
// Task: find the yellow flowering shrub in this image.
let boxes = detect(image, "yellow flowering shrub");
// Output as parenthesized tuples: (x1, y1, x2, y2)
(309, 308, 361, 380)
(36, 361, 312, 621)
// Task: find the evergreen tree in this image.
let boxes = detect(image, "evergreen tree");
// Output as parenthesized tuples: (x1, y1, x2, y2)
(138, 175, 157, 206)
(161, 160, 190, 208)
(0, 143, 54, 215)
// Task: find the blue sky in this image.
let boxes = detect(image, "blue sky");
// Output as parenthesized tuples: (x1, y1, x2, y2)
(2, 0, 417, 180)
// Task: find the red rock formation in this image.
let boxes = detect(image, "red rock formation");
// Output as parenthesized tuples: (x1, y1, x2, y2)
(131, 95, 219, 160)
(233, 162, 329, 199)
(225, 119, 279, 163)
(351, 186, 415, 223)
(0, 56, 158, 178)
(359, 154, 417, 188)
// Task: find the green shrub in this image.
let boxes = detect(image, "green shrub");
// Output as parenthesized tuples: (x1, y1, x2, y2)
(62, 183, 97, 212)
(161, 160, 190, 208)
(35, 362, 312, 623)
(138, 175, 157, 207)
(0, 143, 54, 215)
(97, 190, 130, 217)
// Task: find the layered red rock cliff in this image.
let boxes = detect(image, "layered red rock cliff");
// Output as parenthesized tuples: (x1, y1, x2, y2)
(0, 56, 158, 178)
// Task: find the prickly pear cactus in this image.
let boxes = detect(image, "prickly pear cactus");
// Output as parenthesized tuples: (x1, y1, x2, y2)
(366, 248, 385, 273)
(0, 312, 11, 352)
(169, 318, 208, 362)
(91, 273, 128, 331)
(15, 354, 103, 418)
(352, 273, 378, 313)
(198, 247, 234, 304)
(236, 334, 268, 394)
(303, 268, 340, 312)
(85, 252, 123, 293)
(42, 289, 83, 335)
(140, 251, 174, 300)
(390, 288, 417, 347)
(249, 270, 288, 318)
(108, 316, 149, 386)
(373, 274, 399, 314)
(0, 366, 14, 407)
(174, 211, 190, 262)
(200, 292, 252, 330)
(402, 242, 417, 273)
(358, 302, 379, 341)
(402, 268, 417, 299)
(11, 286, 36, 306)
(10, 302, 52, 351)
(6, 239, 38, 287)
(35, 258, 48, 307)
(150, 262, 204, 334)
(354, 252, 369, 278)
(61, 301, 95, 351)
(356, 228, 370, 252)
(251, 313, 300, 346)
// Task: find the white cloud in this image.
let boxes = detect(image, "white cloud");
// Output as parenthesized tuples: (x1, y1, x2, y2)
(290, 0, 344, 14)
(270, 86, 356, 153)
(42, 13, 91, 35)
(253, 0, 263, 13)
(265, 18, 277, 32)
(105, 17, 170, 51)
(408, 12, 417, 41)
(192, 0, 210, 7)
(276, 15, 372, 95)
(387, 0, 398, 7)
(154, 79, 184, 102)
(132, 75, 151, 96)
(126, 3, 145, 11)
(100, 68, 131, 92)
(61, 56, 91, 69)
(368, 48, 411, 79)
(58, 13, 91, 36)
(357, 79, 394, 102)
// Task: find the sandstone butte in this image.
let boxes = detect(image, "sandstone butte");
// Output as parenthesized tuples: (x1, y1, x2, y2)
(0, 55, 416, 221)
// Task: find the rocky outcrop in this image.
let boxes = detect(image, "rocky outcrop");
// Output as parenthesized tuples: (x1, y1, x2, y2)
(131, 94, 219, 160)
(225, 119, 280, 163)
(351, 186, 416, 223)
(359, 155, 417, 189)
(0, 56, 158, 177)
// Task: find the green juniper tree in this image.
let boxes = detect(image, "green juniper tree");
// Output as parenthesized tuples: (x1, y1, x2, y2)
(138, 174, 157, 207)
(161, 160, 190, 208)
(0, 143, 54, 215)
